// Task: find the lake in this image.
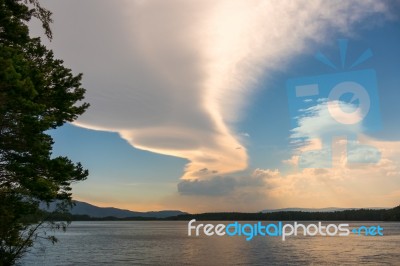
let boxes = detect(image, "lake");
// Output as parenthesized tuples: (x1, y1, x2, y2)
(20, 221, 400, 265)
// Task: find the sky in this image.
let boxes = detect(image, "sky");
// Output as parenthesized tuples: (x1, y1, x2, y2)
(30, 0, 400, 213)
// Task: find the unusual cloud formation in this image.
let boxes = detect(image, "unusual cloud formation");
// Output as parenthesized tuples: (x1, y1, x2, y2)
(55, 0, 393, 180)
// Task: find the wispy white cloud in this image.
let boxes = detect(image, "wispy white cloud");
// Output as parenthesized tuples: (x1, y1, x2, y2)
(289, 97, 385, 167)
(36, 0, 394, 180)
(291, 100, 363, 141)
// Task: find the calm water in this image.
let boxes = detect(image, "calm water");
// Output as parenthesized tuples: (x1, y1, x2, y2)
(20, 221, 400, 265)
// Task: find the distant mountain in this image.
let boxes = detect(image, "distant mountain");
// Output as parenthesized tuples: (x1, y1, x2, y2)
(41, 201, 187, 218)
(262, 207, 387, 213)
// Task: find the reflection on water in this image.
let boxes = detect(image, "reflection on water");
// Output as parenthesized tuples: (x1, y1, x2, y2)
(20, 221, 400, 265)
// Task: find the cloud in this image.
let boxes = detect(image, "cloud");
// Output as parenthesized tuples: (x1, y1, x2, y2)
(291, 100, 363, 142)
(177, 170, 272, 196)
(259, 138, 400, 208)
(169, 169, 279, 212)
(289, 96, 387, 167)
(36, 0, 394, 180)
(278, 89, 400, 208)
(178, 177, 237, 196)
(161, 142, 400, 212)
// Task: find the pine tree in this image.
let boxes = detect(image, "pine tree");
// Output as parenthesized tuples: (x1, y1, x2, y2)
(0, 0, 89, 264)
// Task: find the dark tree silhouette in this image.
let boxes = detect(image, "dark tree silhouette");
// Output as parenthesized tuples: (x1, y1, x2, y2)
(0, 0, 89, 264)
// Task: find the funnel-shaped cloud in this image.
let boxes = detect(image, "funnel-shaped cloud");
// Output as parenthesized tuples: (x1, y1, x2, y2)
(64, 0, 393, 179)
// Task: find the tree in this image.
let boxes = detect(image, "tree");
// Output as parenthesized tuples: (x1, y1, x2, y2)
(0, 0, 89, 264)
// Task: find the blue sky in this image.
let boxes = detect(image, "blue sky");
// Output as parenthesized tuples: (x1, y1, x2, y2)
(33, 0, 400, 212)
(242, 21, 400, 170)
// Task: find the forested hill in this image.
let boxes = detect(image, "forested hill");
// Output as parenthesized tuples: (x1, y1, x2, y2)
(49, 205, 400, 221)
(167, 205, 400, 221)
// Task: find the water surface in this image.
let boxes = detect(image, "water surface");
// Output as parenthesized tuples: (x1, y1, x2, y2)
(20, 221, 400, 265)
